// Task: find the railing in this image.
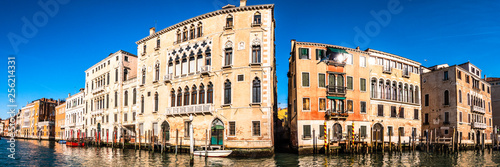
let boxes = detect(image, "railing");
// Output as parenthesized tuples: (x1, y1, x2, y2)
(326, 109, 349, 120)
(201, 65, 211, 74)
(472, 105, 485, 114)
(472, 122, 486, 129)
(224, 25, 233, 30)
(165, 104, 213, 116)
(92, 87, 104, 94)
(383, 66, 392, 73)
(163, 74, 173, 83)
(251, 21, 261, 27)
(327, 85, 346, 94)
(91, 109, 104, 115)
(324, 60, 345, 66)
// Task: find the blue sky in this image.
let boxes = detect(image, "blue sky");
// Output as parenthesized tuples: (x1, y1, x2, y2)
(1, 0, 499, 119)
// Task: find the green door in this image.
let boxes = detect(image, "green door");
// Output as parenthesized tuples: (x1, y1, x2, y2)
(211, 119, 224, 145)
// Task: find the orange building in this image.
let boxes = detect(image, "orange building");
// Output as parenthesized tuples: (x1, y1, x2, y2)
(22, 98, 61, 140)
(55, 102, 66, 140)
(288, 41, 422, 154)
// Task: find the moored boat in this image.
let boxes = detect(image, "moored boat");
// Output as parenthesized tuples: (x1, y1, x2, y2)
(58, 140, 66, 144)
(193, 150, 232, 157)
(66, 140, 84, 147)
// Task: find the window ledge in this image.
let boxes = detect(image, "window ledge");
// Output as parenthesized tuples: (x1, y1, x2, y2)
(252, 23, 262, 27)
(154, 47, 159, 51)
(221, 104, 231, 108)
(250, 103, 261, 107)
(153, 80, 158, 84)
(250, 63, 262, 66)
(222, 65, 232, 69)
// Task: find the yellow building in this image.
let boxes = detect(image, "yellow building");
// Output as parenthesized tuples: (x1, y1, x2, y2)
(55, 102, 66, 140)
(134, 0, 276, 155)
(21, 98, 60, 140)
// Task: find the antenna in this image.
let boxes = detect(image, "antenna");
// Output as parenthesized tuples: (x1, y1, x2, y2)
(155, 20, 157, 29)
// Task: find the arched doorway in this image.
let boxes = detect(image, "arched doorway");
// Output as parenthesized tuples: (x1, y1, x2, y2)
(373, 123, 383, 142)
(161, 121, 170, 142)
(211, 119, 224, 145)
(333, 123, 342, 141)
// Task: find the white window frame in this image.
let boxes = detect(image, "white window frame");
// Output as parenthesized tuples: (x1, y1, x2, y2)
(228, 121, 236, 137)
(318, 98, 326, 112)
(318, 73, 326, 88)
(251, 120, 261, 137)
(302, 97, 311, 112)
(359, 56, 366, 67)
(301, 72, 310, 88)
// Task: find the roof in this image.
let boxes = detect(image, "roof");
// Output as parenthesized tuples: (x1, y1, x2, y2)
(85, 50, 136, 72)
(486, 77, 500, 82)
(136, 4, 274, 44)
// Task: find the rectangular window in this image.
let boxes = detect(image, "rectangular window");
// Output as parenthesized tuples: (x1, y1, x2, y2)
(347, 76, 353, 90)
(360, 101, 366, 113)
(444, 71, 449, 80)
(139, 123, 144, 135)
(302, 72, 309, 87)
(360, 126, 367, 137)
(457, 71, 462, 79)
(124, 113, 128, 122)
(299, 48, 309, 59)
(391, 106, 397, 117)
(399, 107, 405, 118)
(346, 54, 353, 65)
(414, 109, 419, 120)
(378, 105, 384, 116)
(252, 121, 260, 136)
(444, 112, 449, 124)
(316, 49, 325, 60)
(303, 125, 311, 139)
(424, 94, 429, 106)
(387, 126, 393, 136)
(132, 112, 136, 121)
(347, 100, 353, 112)
(459, 112, 462, 122)
(468, 113, 471, 123)
(184, 121, 191, 137)
(302, 98, 310, 111)
(319, 98, 326, 111)
(114, 114, 117, 122)
(318, 73, 326, 88)
(229, 121, 236, 136)
(237, 74, 244, 81)
(347, 125, 353, 136)
(399, 127, 405, 136)
(360, 56, 366, 67)
(319, 125, 325, 138)
(424, 113, 429, 124)
(360, 78, 366, 91)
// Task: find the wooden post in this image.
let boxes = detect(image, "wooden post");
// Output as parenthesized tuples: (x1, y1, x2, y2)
(324, 122, 327, 155)
(175, 129, 178, 155)
(375, 130, 378, 152)
(398, 129, 401, 152)
(389, 129, 392, 152)
(135, 129, 137, 150)
(313, 129, 316, 154)
(139, 129, 141, 150)
(205, 129, 208, 157)
(370, 127, 373, 153)
(452, 127, 455, 152)
(382, 130, 385, 153)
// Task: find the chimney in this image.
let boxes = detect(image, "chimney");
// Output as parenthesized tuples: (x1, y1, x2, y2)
(149, 27, 156, 35)
(356, 46, 360, 50)
(240, 0, 247, 7)
(484, 75, 486, 79)
(68, 93, 71, 97)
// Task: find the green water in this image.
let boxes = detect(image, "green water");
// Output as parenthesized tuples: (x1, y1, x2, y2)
(1, 139, 499, 166)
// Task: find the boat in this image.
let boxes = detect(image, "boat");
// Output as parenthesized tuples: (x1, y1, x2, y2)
(193, 150, 232, 157)
(66, 140, 84, 147)
(58, 140, 66, 144)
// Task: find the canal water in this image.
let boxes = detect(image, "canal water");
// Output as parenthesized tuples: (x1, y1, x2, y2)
(1, 139, 500, 166)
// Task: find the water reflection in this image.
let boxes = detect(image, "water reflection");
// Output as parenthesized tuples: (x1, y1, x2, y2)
(1, 139, 499, 166)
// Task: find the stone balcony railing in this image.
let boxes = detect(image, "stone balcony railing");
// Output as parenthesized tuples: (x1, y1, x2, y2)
(163, 74, 173, 83)
(201, 65, 211, 75)
(472, 105, 485, 114)
(472, 122, 487, 129)
(326, 109, 349, 120)
(165, 104, 213, 116)
(92, 86, 105, 94)
(327, 85, 346, 95)
(92, 109, 104, 115)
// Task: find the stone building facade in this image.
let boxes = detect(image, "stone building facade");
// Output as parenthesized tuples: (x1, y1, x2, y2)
(65, 89, 85, 140)
(421, 62, 493, 145)
(134, 0, 276, 154)
(55, 102, 66, 140)
(485, 77, 500, 131)
(288, 41, 422, 153)
(84, 50, 137, 142)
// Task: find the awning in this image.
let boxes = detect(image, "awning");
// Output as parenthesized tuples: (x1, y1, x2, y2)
(327, 47, 349, 54)
(327, 96, 346, 100)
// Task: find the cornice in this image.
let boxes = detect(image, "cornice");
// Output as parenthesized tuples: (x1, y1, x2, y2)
(365, 48, 421, 66)
(136, 4, 274, 44)
(295, 41, 366, 54)
(85, 50, 136, 72)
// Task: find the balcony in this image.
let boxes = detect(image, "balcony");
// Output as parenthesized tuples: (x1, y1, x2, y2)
(472, 122, 486, 129)
(324, 60, 345, 67)
(383, 66, 392, 74)
(472, 105, 485, 114)
(327, 85, 346, 95)
(402, 70, 411, 78)
(165, 104, 213, 116)
(224, 25, 233, 30)
(163, 74, 173, 83)
(201, 65, 211, 75)
(326, 110, 349, 120)
(92, 87, 104, 94)
(252, 21, 262, 27)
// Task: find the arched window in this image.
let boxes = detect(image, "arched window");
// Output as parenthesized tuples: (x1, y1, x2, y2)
(252, 40, 261, 64)
(182, 27, 188, 42)
(467, 93, 470, 106)
(415, 86, 419, 104)
(189, 25, 195, 40)
(132, 88, 136, 105)
(156, 38, 160, 48)
(176, 30, 181, 43)
(404, 84, 409, 103)
(252, 78, 261, 103)
(378, 79, 384, 99)
(177, 88, 182, 106)
(224, 80, 231, 104)
(191, 85, 197, 105)
(171, 89, 176, 107)
(385, 80, 391, 100)
(155, 62, 160, 81)
(199, 84, 205, 104)
(392, 81, 397, 101)
(141, 95, 144, 114)
(371, 78, 377, 98)
(115, 91, 118, 107)
(142, 67, 146, 85)
(409, 85, 414, 103)
(253, 12, 261, 24)
(226, 14, 233, 28)
(444, 90, 450, 105)
(197, 22, 203, 37)
(154, 92, 159, 112)
(168, 59, 174, 75)
(224, 41, 233, 66)
(123, 68, 128, 81)
(184, 87, 190, 106)
(124, 91, 128, 106)
(398, 83, 403, 102)
(207, 82, 213, 104)
(182, 57, 188, 75)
